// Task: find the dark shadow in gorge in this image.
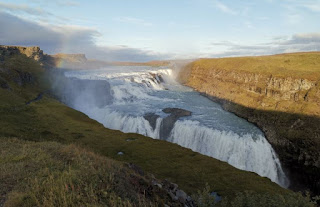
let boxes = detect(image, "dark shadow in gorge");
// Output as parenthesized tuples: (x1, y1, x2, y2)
(199, 92, 320, 196)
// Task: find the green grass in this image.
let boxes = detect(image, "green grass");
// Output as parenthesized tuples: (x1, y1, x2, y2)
(192, 52, 320, 80)
(0, 138, 163, 207)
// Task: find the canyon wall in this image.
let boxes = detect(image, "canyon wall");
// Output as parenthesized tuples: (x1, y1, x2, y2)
(179, 52, 320, 195)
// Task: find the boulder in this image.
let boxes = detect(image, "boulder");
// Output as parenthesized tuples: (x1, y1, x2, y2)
(176, 190, 187, 203)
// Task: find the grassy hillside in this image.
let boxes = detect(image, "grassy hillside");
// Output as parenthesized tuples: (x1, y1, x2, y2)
(0, 51, 317, 206)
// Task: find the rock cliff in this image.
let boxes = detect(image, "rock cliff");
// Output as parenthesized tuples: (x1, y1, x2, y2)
(178, 53, 320, 195)
(0, 45, 44, 62)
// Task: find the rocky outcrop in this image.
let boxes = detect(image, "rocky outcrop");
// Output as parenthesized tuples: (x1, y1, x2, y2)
(0, 45, 44, 62)
(127, 163, 196, 207)
(179, 54, 320, 195)
(144, 108, 192, 139)
(160, 108, 192, 139)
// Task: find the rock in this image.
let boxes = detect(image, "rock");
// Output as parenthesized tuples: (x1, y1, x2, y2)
(152, 180, 162, 189)
(117, 152, 124, 155)
(176, 190, 187, 203)
(168, 191, 178, 201)
(0, 45, 44, 61)
(211, 192, 222, 202)
(171, 183, 178, 192)
(162, 108, 192, 117)
(144, 109, 192, 138)
(143, 113, 160, 130)
(160, 108, 192, 139)
(126, 138, 136, 141)
(13, 70, 35, 86)
(186, 196, 196, 207)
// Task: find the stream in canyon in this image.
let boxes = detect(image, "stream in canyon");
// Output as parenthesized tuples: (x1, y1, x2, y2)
(57, 66, 289, 187)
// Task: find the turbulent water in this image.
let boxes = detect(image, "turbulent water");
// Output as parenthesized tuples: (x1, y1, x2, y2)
(61, 66, 289, 187)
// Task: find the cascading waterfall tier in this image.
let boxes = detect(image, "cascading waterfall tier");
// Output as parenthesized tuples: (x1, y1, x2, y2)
(57, 65, 289, 188)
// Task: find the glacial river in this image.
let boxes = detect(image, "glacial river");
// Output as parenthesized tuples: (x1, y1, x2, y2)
(62, 66, 289, 187)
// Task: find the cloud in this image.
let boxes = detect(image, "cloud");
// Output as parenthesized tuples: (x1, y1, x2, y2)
(56, 1, 79, 7)
(302, 2, 320, 12)
(0, 2, 71, 23)
(114, 17, 153, 27)
(213, 0, 237, 15)
(209, 33, 320, 57)
(0, 12, 167, 62)
(281, 33, 320, 46)
(284, 0, 320, 12)
(29, 0, 79, 7)
(0, 2, 52, 16)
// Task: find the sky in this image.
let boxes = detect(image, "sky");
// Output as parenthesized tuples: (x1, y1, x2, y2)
(0, 0, 320, 61)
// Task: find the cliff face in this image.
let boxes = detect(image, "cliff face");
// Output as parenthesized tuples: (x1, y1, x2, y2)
(0, 45, 44, 61)
(179, 53, 320, 195)
(184, 67, 320, 115)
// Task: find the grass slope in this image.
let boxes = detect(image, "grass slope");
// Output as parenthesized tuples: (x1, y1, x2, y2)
(0, 138, 165, 207)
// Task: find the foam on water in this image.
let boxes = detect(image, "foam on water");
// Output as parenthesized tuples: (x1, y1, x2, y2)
(63, 66, 289, 188)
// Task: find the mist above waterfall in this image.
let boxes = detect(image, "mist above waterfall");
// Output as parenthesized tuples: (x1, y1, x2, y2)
(52, 65, 289, 188)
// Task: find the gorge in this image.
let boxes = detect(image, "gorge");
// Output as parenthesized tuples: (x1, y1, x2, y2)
(52, 65, 289, 188)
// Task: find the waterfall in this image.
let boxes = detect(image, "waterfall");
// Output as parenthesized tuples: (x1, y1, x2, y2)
(57, 66, 289, 188)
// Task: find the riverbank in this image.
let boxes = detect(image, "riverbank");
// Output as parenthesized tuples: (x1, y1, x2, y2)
(178, 52, 320, 195)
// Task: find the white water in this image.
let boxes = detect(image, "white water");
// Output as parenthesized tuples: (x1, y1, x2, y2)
(63, 66, 289, 187)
